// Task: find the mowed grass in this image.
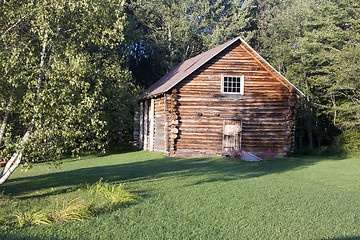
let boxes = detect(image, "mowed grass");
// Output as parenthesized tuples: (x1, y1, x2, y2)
(0, 151, 359, 239)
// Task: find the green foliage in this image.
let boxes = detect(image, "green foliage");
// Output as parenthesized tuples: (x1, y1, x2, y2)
(0, 191, 12, 206)
(0, 175, 137, 226)
(51, 197, 90, 223)
(331, 44, 360, 131)
(258, 151, 275, 160)
(335, 130, 360, 155)
(11, 210, 51, 227)
(87, 179, 136, 205)
(257, 0, 360, 148)
(0, 0, 138, 176)
(126, 0, 257, 87)
(229, 151, 244, 162)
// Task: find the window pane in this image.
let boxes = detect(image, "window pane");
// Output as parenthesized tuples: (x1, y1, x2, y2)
(224, 77, 228, 92)
(223, 75, 244, 94)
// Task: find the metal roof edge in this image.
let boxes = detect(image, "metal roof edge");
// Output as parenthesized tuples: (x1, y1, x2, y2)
(161, 37, 243, 95)
(141, 36, 305, 99)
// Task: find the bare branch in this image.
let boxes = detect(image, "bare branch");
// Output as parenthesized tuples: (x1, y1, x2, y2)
(1, 15, 26, 37)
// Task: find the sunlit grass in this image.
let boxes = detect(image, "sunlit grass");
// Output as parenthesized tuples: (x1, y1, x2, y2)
(0, 151, 359, 239)
(1, 177, 136, 227)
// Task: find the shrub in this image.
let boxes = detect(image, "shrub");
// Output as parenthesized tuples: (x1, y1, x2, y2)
(335, 130, 360, 155)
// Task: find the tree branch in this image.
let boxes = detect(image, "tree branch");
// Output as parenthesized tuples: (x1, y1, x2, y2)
(1, 15, 26, 37)
(0, 31, 48, 185)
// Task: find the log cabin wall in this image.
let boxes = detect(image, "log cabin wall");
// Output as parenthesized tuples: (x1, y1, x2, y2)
(137, 96, 171, 154)
(153, 95, 168, 153)
(168, 41, 295, 157)
(133, 109, 140, 147)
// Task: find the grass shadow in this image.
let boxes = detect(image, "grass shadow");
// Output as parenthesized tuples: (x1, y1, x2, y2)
(0, 234, 62, 240)
(1, 153, 344, 198)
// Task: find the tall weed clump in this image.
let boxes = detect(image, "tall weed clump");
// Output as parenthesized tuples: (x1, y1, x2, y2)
(1, 180, 136, 227)
(11, 210, 51, 227)
(51, 197, 91, 223)
(87, 179, 136, 206)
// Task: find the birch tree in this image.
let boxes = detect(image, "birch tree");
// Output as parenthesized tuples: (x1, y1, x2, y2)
(0, 0, 135, 184)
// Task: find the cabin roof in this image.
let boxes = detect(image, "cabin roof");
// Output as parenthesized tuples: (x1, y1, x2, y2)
(140, 36, 304, 99)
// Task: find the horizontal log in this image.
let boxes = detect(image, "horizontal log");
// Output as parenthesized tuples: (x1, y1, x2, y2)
(137, 40, 296, 157)
(177, 101, 289, 107)
(177, 106, 289, 112)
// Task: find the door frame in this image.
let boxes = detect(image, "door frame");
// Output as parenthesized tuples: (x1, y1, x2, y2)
(222, 119, 242, 153)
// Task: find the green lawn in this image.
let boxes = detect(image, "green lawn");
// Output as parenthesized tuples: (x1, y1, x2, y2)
(0, 151, 359, 239)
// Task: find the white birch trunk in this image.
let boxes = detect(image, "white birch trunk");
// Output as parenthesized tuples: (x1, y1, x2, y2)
(149, 98, 154, 151)
(143, 100, 149, 151)
(139, 101, 144, 149)
(0, 127, 31, 184)
(0, 153, 22, 185)
(0, 94, 13, 145)
(0, 32, 47, 185)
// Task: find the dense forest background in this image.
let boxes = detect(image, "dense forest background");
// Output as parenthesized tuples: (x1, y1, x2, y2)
(0, 0, 359, 178)
(124, 0, 360, 153)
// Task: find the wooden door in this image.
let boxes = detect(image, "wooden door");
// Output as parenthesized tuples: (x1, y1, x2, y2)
(222, 120, 242, 153)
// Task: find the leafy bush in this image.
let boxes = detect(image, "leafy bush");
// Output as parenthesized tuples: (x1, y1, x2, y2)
(335, 130, 360, 155)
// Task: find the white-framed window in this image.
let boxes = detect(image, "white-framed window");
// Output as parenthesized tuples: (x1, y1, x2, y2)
(221, 75, 244, 95)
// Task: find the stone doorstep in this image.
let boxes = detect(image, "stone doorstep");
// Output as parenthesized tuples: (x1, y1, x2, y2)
(242, 152, 262, 162)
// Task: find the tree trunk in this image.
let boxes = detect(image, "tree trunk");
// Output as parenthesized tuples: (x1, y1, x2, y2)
(305, 96, 313, 148)
(37, 32, 48, 98)
(0, 94, 13, 145)
(0, 153, 22, 185)
(0, 32, 47, 185)
(0, 127, 31, 185)
(331, 93, 337, 126)
(168, 23, 172, 66)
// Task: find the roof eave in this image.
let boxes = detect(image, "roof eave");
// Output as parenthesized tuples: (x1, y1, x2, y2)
(141, 36, 305, 99)
(141, 37, 243, 99)
(239, 38, 305, 97)
(160, 37, 243, 95)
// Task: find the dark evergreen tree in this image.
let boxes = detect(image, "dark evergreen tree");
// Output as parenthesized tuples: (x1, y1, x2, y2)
(256, 0, 360, 150)
(125, 0, 258, 88)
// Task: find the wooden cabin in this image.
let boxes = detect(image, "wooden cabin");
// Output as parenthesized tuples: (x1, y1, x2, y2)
(134, 36, 304, 158)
